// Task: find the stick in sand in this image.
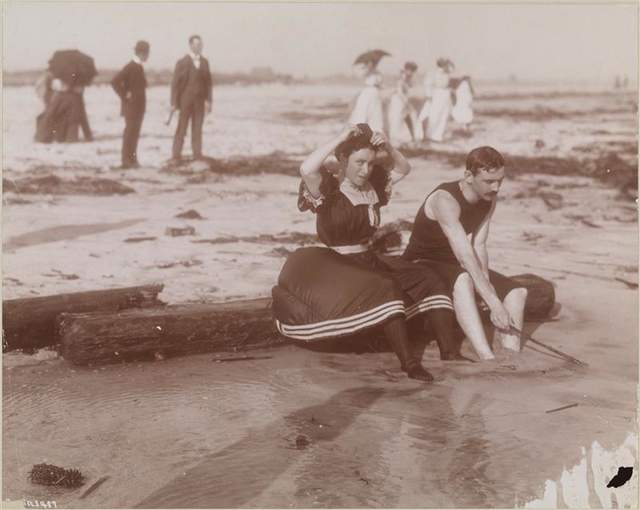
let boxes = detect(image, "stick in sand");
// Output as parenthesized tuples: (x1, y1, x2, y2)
(509, 326, 588, 367)
(165, 109, 175, 126)
(80, 476, 110, 499)
(545, 403, 579, 414)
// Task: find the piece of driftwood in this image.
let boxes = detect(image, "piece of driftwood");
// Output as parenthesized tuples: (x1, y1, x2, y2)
(2, 284, 164, 352)
(510, 273, 555, 320)
(58, 273, 555, 366)
(59, 297, 286, 365)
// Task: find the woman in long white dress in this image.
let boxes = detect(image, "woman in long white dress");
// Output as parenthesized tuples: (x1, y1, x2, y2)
(451, 76, 474, 131)
(387, 62, 423, 144)
(419, 58, 453, 142)
(349, 62, 385, 133)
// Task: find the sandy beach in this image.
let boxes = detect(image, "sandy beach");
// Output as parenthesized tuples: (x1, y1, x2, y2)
(3, 81, 638, 508)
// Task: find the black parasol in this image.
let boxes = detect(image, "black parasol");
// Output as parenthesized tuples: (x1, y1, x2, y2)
(48, 50, 97, 87)
(353, 49, 390, 67)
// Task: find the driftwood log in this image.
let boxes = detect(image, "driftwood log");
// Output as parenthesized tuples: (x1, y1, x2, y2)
(59, 298, 286, 366)
(2, 284, 164, 352)
(58, 273, 555, 366)
(510, 273, 556, 320)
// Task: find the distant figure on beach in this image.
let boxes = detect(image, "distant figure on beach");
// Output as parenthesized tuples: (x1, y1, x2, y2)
(111, 40, 150, 169)
(272, 123, 466, 383)
(403, 146, 528, 360)
(450, 75, 474, 132)
(170, 35, 213, 162)
(419, 58, 454, 142)
(35, 70, 55, 107)
(349, 55, 386, 132)
(614, 75, 621, 89)
(387, 61, 423, 145)
(35, 81, 93, 143)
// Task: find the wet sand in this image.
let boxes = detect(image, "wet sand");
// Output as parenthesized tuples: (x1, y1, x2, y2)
(3, 82, 638, 507)
(3, 275, 637, 508)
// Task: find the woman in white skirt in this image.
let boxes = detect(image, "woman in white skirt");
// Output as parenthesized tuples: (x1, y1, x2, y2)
(387, 62, 423, 145)
(451, 75, 474, 132)
(419, 58, 454, 142)
(349, 62, 385, 133)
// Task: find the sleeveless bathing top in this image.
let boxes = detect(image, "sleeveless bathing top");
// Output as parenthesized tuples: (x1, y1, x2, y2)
(403, 180, 492, 262)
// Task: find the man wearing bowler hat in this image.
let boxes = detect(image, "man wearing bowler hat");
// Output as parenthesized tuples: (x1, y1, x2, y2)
(111, 40, 150, 169)
(170, 34, 213, 162)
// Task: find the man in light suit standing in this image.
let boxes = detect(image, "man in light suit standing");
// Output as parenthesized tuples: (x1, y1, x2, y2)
(170, 35, 212, 162)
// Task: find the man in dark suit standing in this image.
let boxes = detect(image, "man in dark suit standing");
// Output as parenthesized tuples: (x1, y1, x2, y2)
(170, 35, 212, 162)
(111, 41, 150, 169)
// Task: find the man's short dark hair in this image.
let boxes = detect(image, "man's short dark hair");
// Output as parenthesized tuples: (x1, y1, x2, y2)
(466, 146, 505, 175)
(189, 35, 202, 44)
(135, 40, 150, 54)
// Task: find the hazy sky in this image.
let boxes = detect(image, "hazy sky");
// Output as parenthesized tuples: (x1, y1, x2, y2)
(3, 1, 638, 81)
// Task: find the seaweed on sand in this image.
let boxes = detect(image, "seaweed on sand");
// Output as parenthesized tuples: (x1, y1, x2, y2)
(192, 231, 317, 245)
(3, 175, 134, 196)
(404, 147, 637, 200)
(29, 463, 85, 489)
(162, 152, 302, 178)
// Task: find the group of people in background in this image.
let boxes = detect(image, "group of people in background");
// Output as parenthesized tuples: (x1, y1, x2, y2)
(350, 56, 474, 146)
(35, 40, 470, 165)
(34, 35, 213, 170)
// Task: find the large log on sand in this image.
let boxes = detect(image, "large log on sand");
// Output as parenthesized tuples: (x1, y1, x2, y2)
(2, 284, 164, 352)
(510, 273, 556, 320)
(59, 274, 555, 366)
(59, 298, 286, 366)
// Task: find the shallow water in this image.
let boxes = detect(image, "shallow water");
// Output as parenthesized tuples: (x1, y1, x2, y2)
(4, 334, 636, 508)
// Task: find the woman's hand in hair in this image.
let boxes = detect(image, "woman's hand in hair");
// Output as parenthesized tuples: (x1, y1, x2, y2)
(370, 131, 388, 148)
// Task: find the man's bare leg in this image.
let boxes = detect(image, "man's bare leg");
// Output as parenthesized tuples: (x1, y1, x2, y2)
(453, 272, 495, 360)
(495, 287, 528, 351)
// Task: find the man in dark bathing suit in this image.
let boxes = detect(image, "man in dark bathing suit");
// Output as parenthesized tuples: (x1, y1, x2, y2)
(403, 146, 528, 360)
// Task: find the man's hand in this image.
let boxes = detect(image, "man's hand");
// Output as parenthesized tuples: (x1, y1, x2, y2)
(489, 301, 512, 332)
(125, 91, 133, 100)
(205, 100, 212, 114)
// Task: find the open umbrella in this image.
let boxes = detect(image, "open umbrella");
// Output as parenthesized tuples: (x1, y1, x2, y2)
(48, 50, 97, 87)
(353, 49, 390, 67)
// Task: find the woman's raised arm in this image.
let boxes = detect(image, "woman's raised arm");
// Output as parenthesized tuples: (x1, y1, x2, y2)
(370, 131, 411, 183)
(300, 125, 359, 198)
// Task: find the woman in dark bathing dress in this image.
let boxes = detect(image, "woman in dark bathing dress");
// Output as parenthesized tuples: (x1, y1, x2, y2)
(272, 124, 462, 382)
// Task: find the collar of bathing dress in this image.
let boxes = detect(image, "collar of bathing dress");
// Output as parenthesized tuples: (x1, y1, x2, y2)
(339, 179, 379, 206)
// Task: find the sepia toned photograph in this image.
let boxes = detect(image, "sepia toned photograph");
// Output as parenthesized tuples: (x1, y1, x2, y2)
(2, 1, 638, 508)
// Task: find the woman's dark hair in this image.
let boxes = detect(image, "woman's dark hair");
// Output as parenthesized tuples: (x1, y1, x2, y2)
(466, 146, 504, 175)
(404, 61, 418, 72)
(334, 123, 375, 160)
